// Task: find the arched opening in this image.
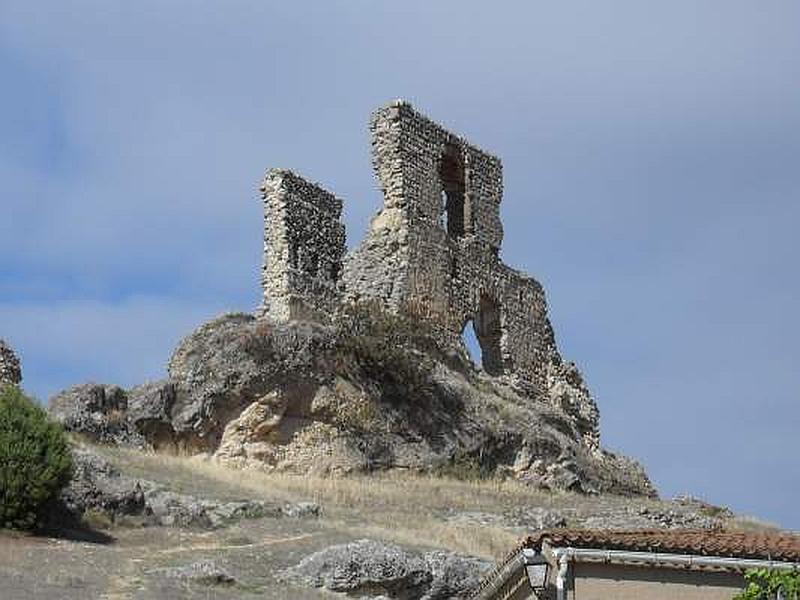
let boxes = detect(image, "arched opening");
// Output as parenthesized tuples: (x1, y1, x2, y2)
(461, 294, 504, 375)
(439, 143, 466, 239)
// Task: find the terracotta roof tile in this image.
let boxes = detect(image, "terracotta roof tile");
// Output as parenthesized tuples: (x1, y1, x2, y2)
(525, 529, 800, 562)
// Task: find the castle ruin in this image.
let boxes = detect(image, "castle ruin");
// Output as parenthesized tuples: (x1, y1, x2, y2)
(260, 101, 599, 447)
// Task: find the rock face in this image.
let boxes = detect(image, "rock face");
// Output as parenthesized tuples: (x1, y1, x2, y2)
(55, 444, 320, 529)
(0, 339, 22, 386)
(284, 539, 492, 599)
(49, 383, 145, 447)
(52, 311, 653, 496)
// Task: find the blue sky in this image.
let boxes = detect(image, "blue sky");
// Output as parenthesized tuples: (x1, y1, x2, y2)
(1, 1, 798, 529)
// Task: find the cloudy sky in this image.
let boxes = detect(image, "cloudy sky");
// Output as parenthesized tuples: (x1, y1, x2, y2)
(2, 2, 798, 529)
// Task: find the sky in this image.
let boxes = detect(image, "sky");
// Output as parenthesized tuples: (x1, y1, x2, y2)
(1, 1, 798, 529)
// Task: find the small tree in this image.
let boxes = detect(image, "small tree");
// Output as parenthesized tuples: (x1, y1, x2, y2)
(0, 384, 73, 530)
(734, 568, 800, 600)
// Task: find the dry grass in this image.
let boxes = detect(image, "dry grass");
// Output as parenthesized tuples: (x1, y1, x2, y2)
(97, 446, 782, 560)
(101, 446, 567, 558)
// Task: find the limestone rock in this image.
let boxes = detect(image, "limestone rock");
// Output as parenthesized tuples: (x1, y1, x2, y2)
(126, 380, 177, 448)
(166, 313, 335, 452)
(157, 561, 236, 586)
(48, 383, 144, 447)
(49, 311, 654, 496)
(57, 445, 146, 524)
(0, 339, 22, 386)
(284, 539, 492, 599)
(143, 486, 320, 529)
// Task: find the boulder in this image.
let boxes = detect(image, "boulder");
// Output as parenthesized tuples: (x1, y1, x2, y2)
(284, 539, 492, 599)
(166, 313, 335, 451)
(57, 445, 146, 524)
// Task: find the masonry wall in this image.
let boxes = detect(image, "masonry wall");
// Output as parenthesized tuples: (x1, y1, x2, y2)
(344, 101, 562, 389)
(260, 169, 346, 323)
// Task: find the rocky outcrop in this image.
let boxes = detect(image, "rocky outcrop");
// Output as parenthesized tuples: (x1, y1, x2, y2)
(0, 339, 22, 386)
(55, 444, 321, 529)
(49, 312, 654, 496)
(49, 383, 145, 447)
(283, 539, 492, 599)
(144, 487, 320, 529)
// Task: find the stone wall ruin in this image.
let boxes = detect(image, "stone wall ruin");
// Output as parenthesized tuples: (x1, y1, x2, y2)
(260, 101, 600, 448)
(260, 169, 346, 323)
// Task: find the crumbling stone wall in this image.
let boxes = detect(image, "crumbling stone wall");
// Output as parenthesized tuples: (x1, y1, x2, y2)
(260, 102, 600, 449)
(260, 169, 346, 323)
(344, 102, 563, 386)
(0, 339, 22, 386)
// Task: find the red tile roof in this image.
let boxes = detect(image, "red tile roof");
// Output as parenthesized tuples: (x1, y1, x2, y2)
(470, 529, 800, 598)
(525, 529, 800, 562)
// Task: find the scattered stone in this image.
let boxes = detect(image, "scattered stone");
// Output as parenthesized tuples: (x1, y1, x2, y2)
(282, 501, 322, 519)
(446, 507, 567, 533)
(284, 539, 492, 599)
(143, 487, 319, 529)
(672, 494, 735, 519)
(158, 560, 236, 586)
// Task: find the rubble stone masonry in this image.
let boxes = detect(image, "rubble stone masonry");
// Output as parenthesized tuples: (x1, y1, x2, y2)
(260, 169, 346, 323)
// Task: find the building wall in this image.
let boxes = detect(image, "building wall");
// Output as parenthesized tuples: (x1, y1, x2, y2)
(569, 562, 745, 600)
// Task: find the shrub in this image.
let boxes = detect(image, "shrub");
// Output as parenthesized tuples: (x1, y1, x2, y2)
(734, 568, 800, 599)
(0, 384, 73, 530)
(333, 302, 442, 401)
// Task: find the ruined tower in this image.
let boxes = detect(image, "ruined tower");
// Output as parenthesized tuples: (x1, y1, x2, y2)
(260, 169, 346, 322)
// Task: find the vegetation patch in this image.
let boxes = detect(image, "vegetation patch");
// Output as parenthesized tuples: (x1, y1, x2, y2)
(0, 385, 73, 530)
(734, 568, 800, 599)
(332, 301, 445, 403)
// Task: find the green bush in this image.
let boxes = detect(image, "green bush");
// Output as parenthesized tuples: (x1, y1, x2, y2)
(734, 568, 800, 599)
(0, 384, 73, 530)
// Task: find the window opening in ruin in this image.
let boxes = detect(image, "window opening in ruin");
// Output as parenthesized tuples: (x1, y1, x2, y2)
(439, 144, 467, 239)
(461, 295, 504, 375)
(462, 320, 481, 365)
